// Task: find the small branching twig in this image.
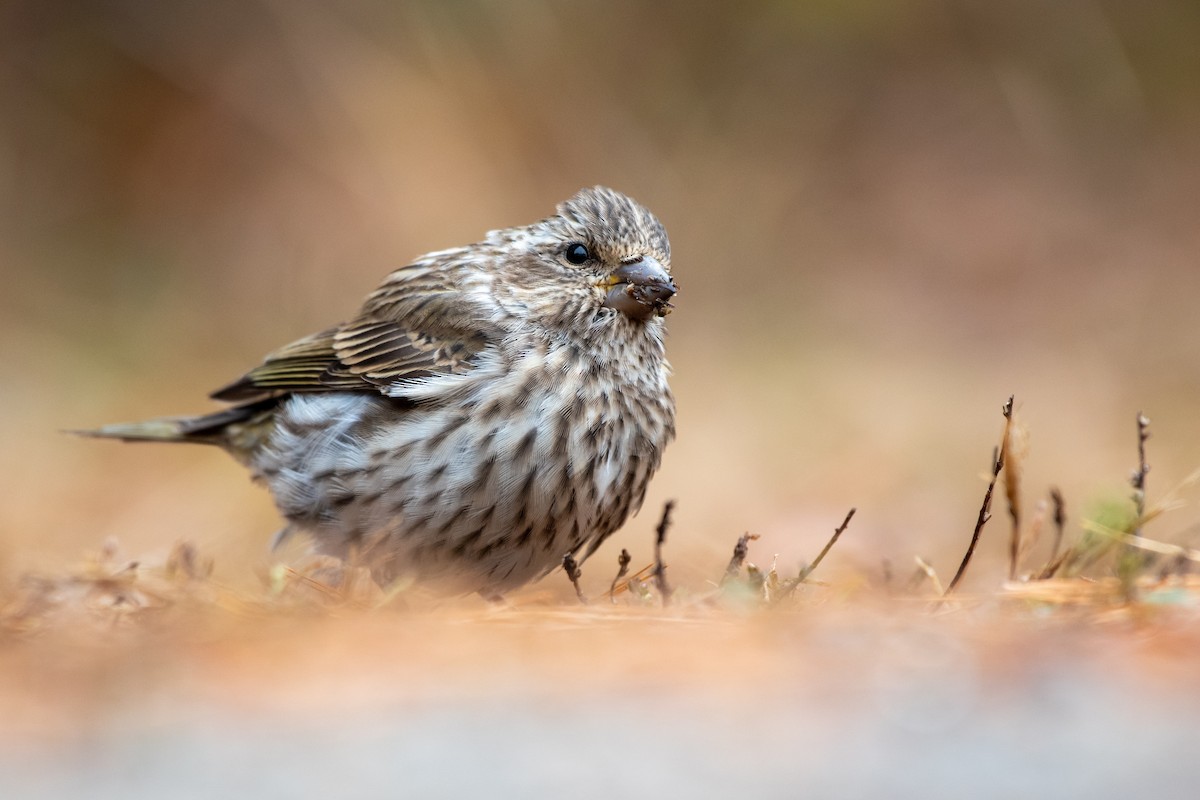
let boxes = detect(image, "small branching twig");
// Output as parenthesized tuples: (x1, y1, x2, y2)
(944, 397, 1012, 594)
(652, 500, 675, 606)
(770, 508, 857, 601)
(609, 548, 631, 604)
(722, 533, 759, 586)
(797, 508, 857, 583)
(946, 445, 1004, 595)
(562, 553, 586, 604)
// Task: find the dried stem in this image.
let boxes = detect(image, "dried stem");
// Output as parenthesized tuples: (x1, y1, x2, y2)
(1131, 412, 1151, 536)
(722, 533, 759, 585)
(946, 445, 1004, 595)
(609, 548, 632, 603)
(797, 508, 856, 582)
(1036, 546, 1073, 581)
(1088, 522, 1200, 563)
(1048, 487, 1066, 563)
(914, 556, 945, 595)
(562, 552, 586, 604)
(653, 500, 675, 606)
(1117, 412, 1153, 598)
(1033, 487, 1070, 580)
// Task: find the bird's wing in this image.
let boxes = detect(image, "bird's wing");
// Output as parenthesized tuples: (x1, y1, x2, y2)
(210, 263, 493, 403)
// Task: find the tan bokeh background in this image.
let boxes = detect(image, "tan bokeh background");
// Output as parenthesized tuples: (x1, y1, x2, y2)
(4, 0, 1200, 594)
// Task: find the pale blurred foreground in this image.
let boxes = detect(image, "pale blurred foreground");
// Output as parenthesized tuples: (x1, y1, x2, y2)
(3, 538, 1200, 800)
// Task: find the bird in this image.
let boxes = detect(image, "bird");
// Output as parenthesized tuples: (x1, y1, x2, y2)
(83, 187, 678, 595)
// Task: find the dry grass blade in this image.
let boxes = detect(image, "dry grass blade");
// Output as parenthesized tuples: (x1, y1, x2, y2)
(1082, 520, 1200, 563)
(1019, 499, 1046, 570)
(914, 556, 945, 595)
(282, 566, 372, 609)
(1142, 467, 1200, 523)
(1035, 546, 1074, 581)
(607, 563, 657, 600)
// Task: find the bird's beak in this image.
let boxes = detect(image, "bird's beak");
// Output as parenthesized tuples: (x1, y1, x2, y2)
(600, 256, 677, 320)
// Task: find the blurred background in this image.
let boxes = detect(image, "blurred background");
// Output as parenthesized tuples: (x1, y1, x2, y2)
(3, 0, 1200, 592)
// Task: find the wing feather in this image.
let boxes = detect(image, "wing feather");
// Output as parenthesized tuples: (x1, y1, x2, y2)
(210, 261, 494, 403)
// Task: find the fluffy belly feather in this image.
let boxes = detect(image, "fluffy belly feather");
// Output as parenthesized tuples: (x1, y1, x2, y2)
(253, 353, 673, 593)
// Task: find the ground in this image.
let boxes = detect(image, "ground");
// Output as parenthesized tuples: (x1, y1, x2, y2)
(4, 538, 1200, 798)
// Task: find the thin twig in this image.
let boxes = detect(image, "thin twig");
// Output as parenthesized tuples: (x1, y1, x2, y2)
(797, 508, 856, 582)
(946, 445, 1004, 595)
(722, 533, 760, 586)
(1035, 487, 1069, 580)
(1117, 412, 1153, 599)
(1048, 486, 1066, 564)
(771, 509, 858, 602)
(1131, 412, 1151, 536)
(562, 553, 586, 604)
(653, 500, 675, 606)
(609, 548, 632, 603)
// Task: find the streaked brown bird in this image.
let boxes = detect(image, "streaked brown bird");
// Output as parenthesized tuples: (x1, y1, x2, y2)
(85, 187, 678, 595)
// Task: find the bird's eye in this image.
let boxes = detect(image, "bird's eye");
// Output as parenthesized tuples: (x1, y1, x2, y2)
(564, 242, 591, 265)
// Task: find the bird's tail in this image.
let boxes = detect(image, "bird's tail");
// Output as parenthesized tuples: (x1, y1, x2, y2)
(74, 399, 280, 453)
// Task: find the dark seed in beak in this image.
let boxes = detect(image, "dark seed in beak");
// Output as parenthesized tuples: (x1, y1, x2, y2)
(602, 257, 677, 320)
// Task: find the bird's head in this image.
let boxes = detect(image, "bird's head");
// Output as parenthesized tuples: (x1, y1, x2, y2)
(488, 187, 676, 336)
